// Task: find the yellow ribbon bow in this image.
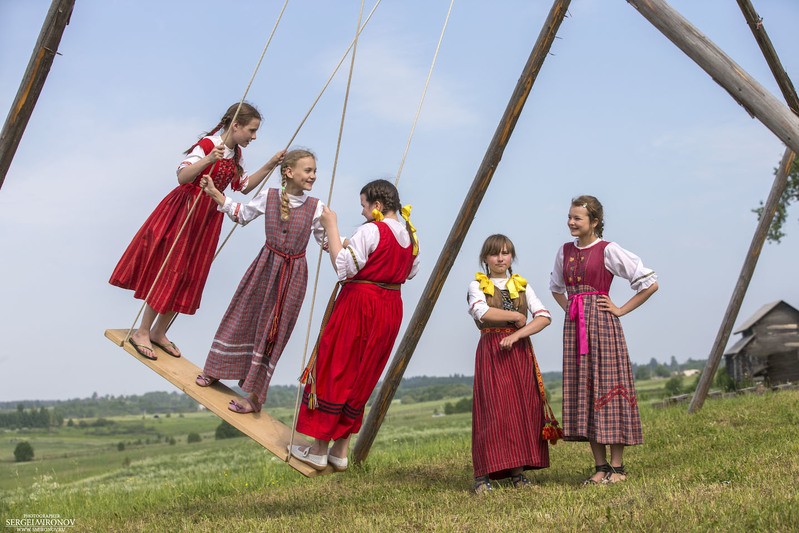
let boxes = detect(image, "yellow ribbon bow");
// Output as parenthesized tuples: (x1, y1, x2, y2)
(400, 205, 419, 256)
(474, 272, 494, 296)
(371, 208, 385, 222)
(506, 273, 527, 299)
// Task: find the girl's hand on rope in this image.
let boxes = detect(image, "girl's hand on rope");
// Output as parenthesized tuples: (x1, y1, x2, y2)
(269, 149, 287, 168)
(207, 143, 225, 164)
(320, 206, 338, 231)
(200, 176, 225, 206)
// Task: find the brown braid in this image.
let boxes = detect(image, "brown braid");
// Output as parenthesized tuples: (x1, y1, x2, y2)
(279, 149, 317, 222)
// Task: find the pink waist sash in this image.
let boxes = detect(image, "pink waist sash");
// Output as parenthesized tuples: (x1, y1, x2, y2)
(568, 290, 608, 358)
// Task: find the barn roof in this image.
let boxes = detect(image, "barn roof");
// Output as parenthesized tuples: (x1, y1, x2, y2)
(733, 300, 799, 334)
(724, 333, 754, 355)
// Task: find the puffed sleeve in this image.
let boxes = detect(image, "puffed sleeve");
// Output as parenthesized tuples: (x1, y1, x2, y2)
(177, 138, 214, 175)
(218, 188, 268, 226)
(548, 246, 566, 294)
(334, 223, 379, 280)
(467, 280, 490, 321)
(525, 286, 552, 320)
(311, 200, 326, 247)
(604, 242, 657, 292)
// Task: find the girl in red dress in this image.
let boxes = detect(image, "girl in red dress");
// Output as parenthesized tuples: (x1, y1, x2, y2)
(468, 234, 552, 493)
(291, 179, 419, 471)
(109, 102, 285, 361)
(549, 195, 658, 484)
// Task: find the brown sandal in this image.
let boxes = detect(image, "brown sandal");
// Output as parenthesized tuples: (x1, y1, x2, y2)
(582, 463, 611, 485)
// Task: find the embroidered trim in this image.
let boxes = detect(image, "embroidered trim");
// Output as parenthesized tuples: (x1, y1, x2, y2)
(347, 246, 360, 271)
(632, 271, 655, 285)
(595, 385, 638, 410)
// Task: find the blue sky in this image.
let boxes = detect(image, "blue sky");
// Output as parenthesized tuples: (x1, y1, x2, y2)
(1, 0, 798, 401)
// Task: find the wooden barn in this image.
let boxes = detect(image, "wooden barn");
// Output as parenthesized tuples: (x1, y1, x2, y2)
(724, 301, 799, 385)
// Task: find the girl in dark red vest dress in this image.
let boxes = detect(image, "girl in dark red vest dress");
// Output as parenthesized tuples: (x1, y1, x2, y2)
(195, 150, 326, 415)
(467, 234, 553, 493)
(110, 102, 285, 361)
(291, 179, 419, 472)
(549, 195, 658, 484)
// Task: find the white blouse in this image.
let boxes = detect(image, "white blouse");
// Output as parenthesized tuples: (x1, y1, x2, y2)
(334, 218, 421, 281)
(218, 189, 326, 247)
(549, 238, 657, 294)
(177, 135, 250, 190)
(467, 277, 552, 323)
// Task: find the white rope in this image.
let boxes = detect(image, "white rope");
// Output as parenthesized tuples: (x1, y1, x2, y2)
(395, 0, 455, 186)
(212, 0, 383, 261)
(126, 0, 290, 341)
(288, 0, 367, 458)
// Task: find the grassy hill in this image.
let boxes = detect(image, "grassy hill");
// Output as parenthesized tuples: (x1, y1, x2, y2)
(1, 388, 797, 531)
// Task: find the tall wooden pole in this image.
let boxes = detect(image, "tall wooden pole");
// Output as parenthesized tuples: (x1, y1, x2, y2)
(352, 0, 572, 464)
(626, 0, 799, 154)
(689, 0, 799, 413)
(0, 0, 75, 190)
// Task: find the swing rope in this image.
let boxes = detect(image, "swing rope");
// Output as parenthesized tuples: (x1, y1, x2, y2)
(289, 0, 454, 454)
(288, 0, 367, 457)
(162, 0, 381, 335)
(395, 0, 455, 186)
(211, 0, 383, 262)
(125, 0, 290, 342)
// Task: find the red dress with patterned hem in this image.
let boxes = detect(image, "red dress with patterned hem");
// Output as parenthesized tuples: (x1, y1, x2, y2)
(295, 221, 415, 441)
(109, 138, 242, 315)
(560, 240, 643, 445)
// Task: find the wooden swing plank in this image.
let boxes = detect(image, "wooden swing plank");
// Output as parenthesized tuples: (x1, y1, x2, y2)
(104, 329, 332, 477)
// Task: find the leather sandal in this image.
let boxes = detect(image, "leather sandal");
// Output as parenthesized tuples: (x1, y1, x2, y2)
(604, 464, 627, 484)
(583, 463, 611, 485)
(473, 475, 493, 495)
(510, 474, 531, 488)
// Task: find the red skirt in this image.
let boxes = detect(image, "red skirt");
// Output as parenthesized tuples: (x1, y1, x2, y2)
(109, 183, 222, 315)
(472, 329, 549, 479)
(296, 283, 403, 441)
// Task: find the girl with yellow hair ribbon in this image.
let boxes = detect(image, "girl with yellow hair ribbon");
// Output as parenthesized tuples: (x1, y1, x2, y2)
(292, 179, 420, 472)
(467, 234, 556, 493)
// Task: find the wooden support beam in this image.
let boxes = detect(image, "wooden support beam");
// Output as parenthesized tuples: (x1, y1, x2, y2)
(352, 0, 573, 464)
(0, 0, 75, 190)
(689, 0, 799, 413)
(626, 0, 799, 154)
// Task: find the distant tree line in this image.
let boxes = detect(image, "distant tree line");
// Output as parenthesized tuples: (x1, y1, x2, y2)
(0, 405, 62, 429)
(0, 391, 201, 419)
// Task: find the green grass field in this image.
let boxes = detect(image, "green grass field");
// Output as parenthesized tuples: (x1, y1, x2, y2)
(1, 387, 798, 532)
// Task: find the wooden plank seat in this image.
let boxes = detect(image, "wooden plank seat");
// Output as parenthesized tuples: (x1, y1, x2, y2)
(104, 329, 332, 477)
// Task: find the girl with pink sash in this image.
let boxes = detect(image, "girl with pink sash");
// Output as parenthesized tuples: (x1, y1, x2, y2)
(550, 195, 658, 484)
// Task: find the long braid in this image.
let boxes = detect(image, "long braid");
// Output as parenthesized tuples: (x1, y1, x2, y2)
(280, 173, 290, 221)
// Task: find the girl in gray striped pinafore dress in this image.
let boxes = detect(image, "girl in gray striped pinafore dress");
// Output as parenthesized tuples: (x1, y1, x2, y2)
(196, 150, 327, 414)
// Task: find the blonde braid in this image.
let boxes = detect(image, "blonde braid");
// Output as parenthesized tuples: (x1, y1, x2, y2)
(280, 173, 290, 221)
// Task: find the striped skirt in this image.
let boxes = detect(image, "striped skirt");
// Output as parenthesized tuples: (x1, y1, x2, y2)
(472, 329, 549, 479)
